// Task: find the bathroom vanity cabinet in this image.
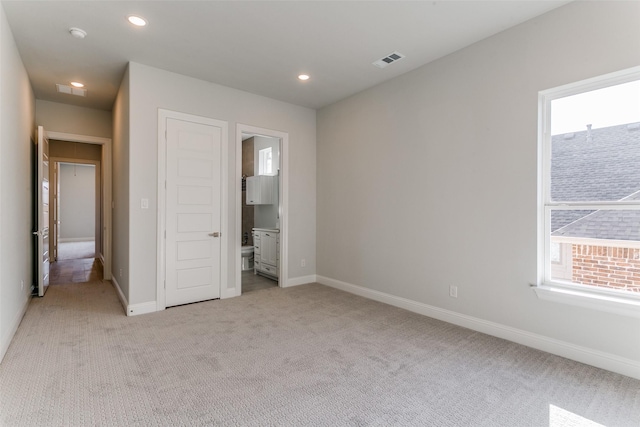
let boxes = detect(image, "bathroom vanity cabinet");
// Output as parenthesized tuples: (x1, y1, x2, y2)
(246, 175, 276, 205)
(252, 228, 279, 279)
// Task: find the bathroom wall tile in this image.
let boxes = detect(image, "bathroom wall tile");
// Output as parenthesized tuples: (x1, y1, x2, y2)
(242, 137, 254, 177)
(242, 137, 256, 246)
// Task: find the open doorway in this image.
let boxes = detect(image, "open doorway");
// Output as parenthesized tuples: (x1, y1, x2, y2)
(236, 124, 289, 295)
(241, 133, 280, 293)
(56, 162, 97, 261)
(48, 139, 104, 285)
(34, 130, 113, 288)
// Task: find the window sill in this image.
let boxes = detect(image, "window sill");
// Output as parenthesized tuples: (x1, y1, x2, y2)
(534, 284, 640, 318)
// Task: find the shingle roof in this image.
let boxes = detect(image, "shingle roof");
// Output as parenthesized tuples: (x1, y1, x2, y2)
(553, 191, 640, 240)
(550, 123, 640, 241)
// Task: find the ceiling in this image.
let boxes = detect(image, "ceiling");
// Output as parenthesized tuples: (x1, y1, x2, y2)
(2, 1, 571, 111)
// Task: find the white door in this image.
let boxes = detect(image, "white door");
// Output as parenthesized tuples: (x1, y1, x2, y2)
(165, 117, 222, 307)
(36, 126, 50, 296)
(51, 161, 59, 261)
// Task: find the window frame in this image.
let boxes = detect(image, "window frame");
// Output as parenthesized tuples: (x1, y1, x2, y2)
(258, 147, 273, 176)
(536, 66, 640, 317)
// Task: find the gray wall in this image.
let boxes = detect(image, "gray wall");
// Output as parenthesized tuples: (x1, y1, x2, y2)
(112, 65, 131, 301)
(0, 3, 35, 361)
(36, 100, 112, 138)
(317, 1, 640, 364)
(59, 164, 95, 241)
(115, 62, 316, 306)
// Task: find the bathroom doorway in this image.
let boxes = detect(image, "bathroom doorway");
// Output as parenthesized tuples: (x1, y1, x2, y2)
(236, 125, 289, 295)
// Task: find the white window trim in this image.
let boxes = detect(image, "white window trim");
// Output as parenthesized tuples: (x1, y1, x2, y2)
(534, 286, 640, 319)
(536, 66, 640, 317)
(258, 147, 274, 176)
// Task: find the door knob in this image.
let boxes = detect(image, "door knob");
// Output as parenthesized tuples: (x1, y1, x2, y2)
(209, 232, 220, 237)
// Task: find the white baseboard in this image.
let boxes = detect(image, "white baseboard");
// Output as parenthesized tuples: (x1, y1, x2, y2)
(110, 277, 157, 316)
(316, 275, 640, 380)
(0, 294, 30, 364)
(285, 274, 317, 288)
(59, 237, 94, 243)
(126, 301, 157, 316)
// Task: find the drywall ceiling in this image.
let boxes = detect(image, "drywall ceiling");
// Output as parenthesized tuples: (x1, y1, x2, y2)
(2, 1, 571, 111)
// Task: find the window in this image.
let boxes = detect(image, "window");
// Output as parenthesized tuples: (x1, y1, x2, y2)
(538, 67, 640, 315)
(259, 147, 273, 175)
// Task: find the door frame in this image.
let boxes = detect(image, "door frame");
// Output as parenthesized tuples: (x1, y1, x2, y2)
(46, 131, 112, 280)
(50, 158, 101, 262)
(36, 126, 50, 296)
(235, 124, 289, 295)
(157, 109, 229, 311)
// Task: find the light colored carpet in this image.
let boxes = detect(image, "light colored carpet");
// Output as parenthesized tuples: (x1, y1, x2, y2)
(1, 280, 639, 426)
(57, 240, 96, 261)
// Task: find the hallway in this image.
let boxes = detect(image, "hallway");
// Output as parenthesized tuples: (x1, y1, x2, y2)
(50, 241, 101, 285)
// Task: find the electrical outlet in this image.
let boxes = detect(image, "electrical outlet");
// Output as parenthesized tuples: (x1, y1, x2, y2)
(449, 285, 458, 298)
(301, 259, 306, 267)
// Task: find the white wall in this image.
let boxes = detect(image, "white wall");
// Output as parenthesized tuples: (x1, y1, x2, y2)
(0, 3, 35, 362)
(36, 100, 112, 138)
(124, 62, 316, 306)
(317, 1, 640, 373)
(59, 163, 95, 241)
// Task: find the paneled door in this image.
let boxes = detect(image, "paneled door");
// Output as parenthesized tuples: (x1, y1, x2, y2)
(51, 161, 59, 262)
(165, 117, 223, 307)
(35, 126, 50, 296)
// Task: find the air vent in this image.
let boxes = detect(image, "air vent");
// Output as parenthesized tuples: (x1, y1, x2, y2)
(373, 51, 405, 69)
(56, 84, 86, 97)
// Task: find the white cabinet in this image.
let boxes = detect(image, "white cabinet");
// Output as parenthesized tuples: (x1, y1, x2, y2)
(246, 175, 276, 205)
(260, 232, 278, 266)
(252, 228, 279, 279)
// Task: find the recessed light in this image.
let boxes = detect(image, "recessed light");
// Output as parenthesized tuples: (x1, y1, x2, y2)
(69, 27, 87, 39)
(70, 82, 84, 88)
(127, 15, 147, 27)
(298, 74, 310, 81)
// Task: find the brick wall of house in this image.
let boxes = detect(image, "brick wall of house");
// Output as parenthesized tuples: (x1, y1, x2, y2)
(572, 244, 640, 292)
